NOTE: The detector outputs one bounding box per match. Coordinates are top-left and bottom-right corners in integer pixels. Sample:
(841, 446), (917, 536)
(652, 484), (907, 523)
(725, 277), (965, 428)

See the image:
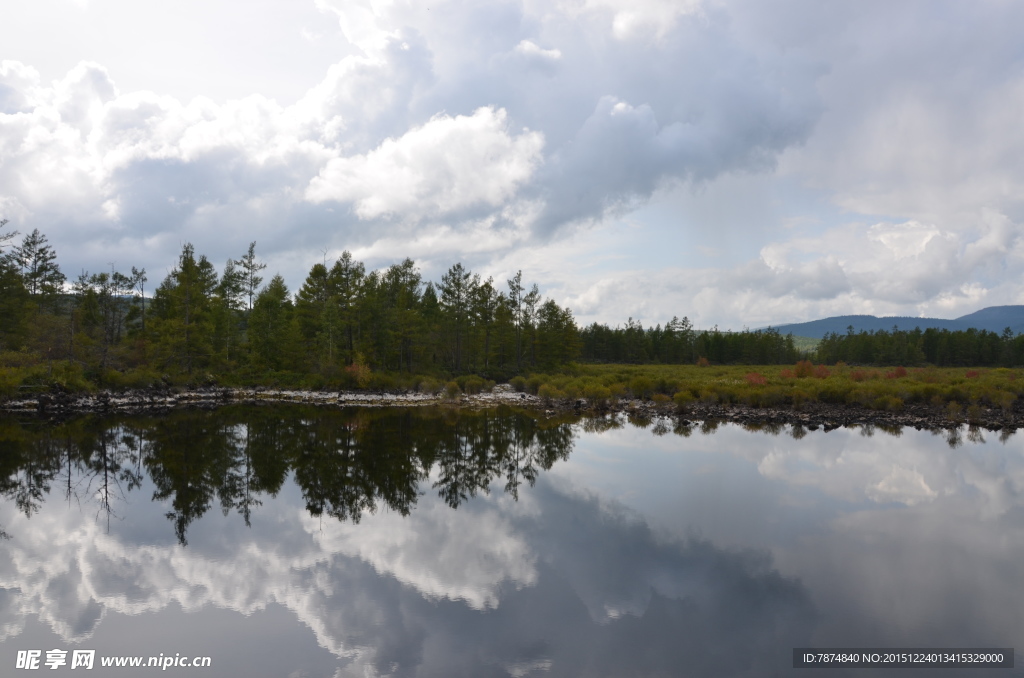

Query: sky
(2, 0), (1024, 330)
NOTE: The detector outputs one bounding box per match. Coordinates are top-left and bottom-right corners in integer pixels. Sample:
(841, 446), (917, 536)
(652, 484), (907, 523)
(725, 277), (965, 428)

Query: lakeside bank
(3, 383), (1020, 434)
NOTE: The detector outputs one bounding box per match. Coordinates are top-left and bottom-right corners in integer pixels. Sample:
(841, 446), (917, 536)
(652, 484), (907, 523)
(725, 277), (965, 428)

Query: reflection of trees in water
(0, 416), (144, 537)
(0, 405), (575, 545)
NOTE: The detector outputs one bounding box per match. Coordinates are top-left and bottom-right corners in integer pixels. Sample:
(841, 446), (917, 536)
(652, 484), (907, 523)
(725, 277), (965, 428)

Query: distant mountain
(767, 305), (1024, 339)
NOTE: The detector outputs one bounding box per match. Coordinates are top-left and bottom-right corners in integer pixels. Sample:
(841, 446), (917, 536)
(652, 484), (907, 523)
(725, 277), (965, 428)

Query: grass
(2, 349), (1021, 417)
(518, 362), (1024, 413)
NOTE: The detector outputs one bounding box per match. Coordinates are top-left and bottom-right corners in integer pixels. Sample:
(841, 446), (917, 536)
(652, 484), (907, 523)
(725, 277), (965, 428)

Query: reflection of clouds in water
(565, 422), (1024, 654)
(308, 491), (539, 610)
(865, 464), (936, 505)
(694, 425), (1024, 648)
(743, 426), (1024, 516)
(0, 474), (813, 677)
(790, 496), (1024, 649)
(602, 421), (1024, 512)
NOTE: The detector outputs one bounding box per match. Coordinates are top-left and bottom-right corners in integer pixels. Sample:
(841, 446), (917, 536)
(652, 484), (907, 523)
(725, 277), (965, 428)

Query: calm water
(0, 405), (1021, 677)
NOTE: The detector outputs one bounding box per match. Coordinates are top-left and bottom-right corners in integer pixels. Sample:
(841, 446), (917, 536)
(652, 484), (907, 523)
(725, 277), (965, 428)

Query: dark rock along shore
(3, 385), (1018, 435)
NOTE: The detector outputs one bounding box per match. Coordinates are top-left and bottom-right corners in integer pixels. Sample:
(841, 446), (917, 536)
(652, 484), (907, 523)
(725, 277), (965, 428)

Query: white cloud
(3, 1), (1023, 325)
(306, 107), (544, 220)
(553, 0), (705, 40)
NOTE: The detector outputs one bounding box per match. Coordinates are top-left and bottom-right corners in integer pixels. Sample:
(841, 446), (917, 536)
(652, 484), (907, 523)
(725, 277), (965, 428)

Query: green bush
(872, 395), (903, 412)
(526, 376), (543, 395)
(444, 381), (461, 400)
(672, 390), (695, 411)
(419, 378), (441, 395)
(461, 375), (486, 395)
(583, 384), (612, 408)
(538, 383), (563, 404)
(966, 404), (984, 424)
(509, 376), (527, 392)
(0, 367), (21, 398)
(628, 376), (655, 399)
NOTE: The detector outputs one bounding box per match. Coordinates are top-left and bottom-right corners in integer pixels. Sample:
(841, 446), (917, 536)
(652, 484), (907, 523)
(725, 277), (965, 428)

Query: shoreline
(1, 385), (1017, 433)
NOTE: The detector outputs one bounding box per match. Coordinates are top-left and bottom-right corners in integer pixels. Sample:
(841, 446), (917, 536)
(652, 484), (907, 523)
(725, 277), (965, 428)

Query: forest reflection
(0, 405), (576, 545)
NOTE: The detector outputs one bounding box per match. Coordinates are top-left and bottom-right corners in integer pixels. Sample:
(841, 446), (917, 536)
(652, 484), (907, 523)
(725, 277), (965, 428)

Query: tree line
(579, 318), (801, 365)
(16, 221), (1016, 386)
(815, 326), (1024, 367)
(0, 222), (581, 384)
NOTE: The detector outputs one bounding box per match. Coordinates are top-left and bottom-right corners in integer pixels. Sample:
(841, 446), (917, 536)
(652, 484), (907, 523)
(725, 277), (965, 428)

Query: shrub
(966, 370), (981, 379)
(444, 381), (461, 400)
(538, 383), (563, 404)
(583, 384), (612, 408)
(745, 372), (767, 386)
(0, 367), (20, 398)
(812, 365), (830, 379)
(608, 382), (627, 400)
(461, 375), (486, 395)
(696, 356), (710, 367)
(817, 383), (850, 404)
(850, 369), (867, 382)
(525, 376), (543, 395)
(779, 369), (795, 379)
(872, 395), (903, 412)
(367, 373), (396, 390)
(673, 390), (695, 412)
(759, 387), (785, 407)
(510, 376), (527, 392)
(418, 378), (441, 395)
(966, 404), (984, 424)
(794, 360), (814, 378)
(996, 391), (1016, 415)
(628, 376), (655, 399)
(790, 389), (811, 408)
(345, 360), (372, 388)
(886, 366), (908, 379)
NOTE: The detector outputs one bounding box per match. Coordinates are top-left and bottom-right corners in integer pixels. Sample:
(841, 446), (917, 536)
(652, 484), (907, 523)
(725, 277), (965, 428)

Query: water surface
(0, 406), (1021, 676)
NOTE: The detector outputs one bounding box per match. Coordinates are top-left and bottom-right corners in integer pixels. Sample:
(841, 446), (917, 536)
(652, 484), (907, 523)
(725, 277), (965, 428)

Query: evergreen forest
(3, 221), (1024, 396)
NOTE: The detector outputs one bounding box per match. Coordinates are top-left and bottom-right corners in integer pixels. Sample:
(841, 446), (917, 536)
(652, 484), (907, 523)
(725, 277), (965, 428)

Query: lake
(0, 405), (1021, 677)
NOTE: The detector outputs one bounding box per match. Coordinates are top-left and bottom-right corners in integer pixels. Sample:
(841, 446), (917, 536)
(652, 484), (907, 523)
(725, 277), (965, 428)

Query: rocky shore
(2, 383), (1018, 433)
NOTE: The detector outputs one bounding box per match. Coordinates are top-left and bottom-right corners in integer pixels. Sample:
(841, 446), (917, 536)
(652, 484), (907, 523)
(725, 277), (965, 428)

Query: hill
(768, 305), (1024, 339)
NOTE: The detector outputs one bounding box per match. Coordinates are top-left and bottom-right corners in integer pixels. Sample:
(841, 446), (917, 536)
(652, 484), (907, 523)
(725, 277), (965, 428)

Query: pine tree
(150, 244), (218, 374)
(440, 263), (478, 373)
(237, 241), (266, 313)
(249, 275), (299, 370)
(330, 251), (365, 364)
(0, 220), (29, 350)
(15, 229), (65, 298)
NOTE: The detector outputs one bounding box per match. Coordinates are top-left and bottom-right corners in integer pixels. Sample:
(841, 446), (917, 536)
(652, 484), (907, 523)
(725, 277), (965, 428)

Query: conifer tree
(330, 251), (365, 364)
(249, 275), (299, 370)
(15, 228), (65, 299)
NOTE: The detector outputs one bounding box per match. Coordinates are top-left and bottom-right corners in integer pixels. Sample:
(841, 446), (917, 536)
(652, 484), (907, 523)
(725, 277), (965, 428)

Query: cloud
(306, 107), (544, 220)
(542, 210), (1024, 328)
(6, 1), (1023, 326)
(0, 473), (814, 676)
(0, 0), (824, 299)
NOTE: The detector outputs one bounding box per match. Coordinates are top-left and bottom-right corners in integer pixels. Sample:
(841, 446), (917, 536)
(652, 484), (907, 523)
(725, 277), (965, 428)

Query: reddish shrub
(696, 356), (710, 367)
(966, 370), (981, 379)
(779, 369), (795, 379)
(745, 372), (767, 386)
(813, 365), (830, 379)
(850, 369), (867, 382)
(886, 366), (908, 379)
(794, 360), (814, 378)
